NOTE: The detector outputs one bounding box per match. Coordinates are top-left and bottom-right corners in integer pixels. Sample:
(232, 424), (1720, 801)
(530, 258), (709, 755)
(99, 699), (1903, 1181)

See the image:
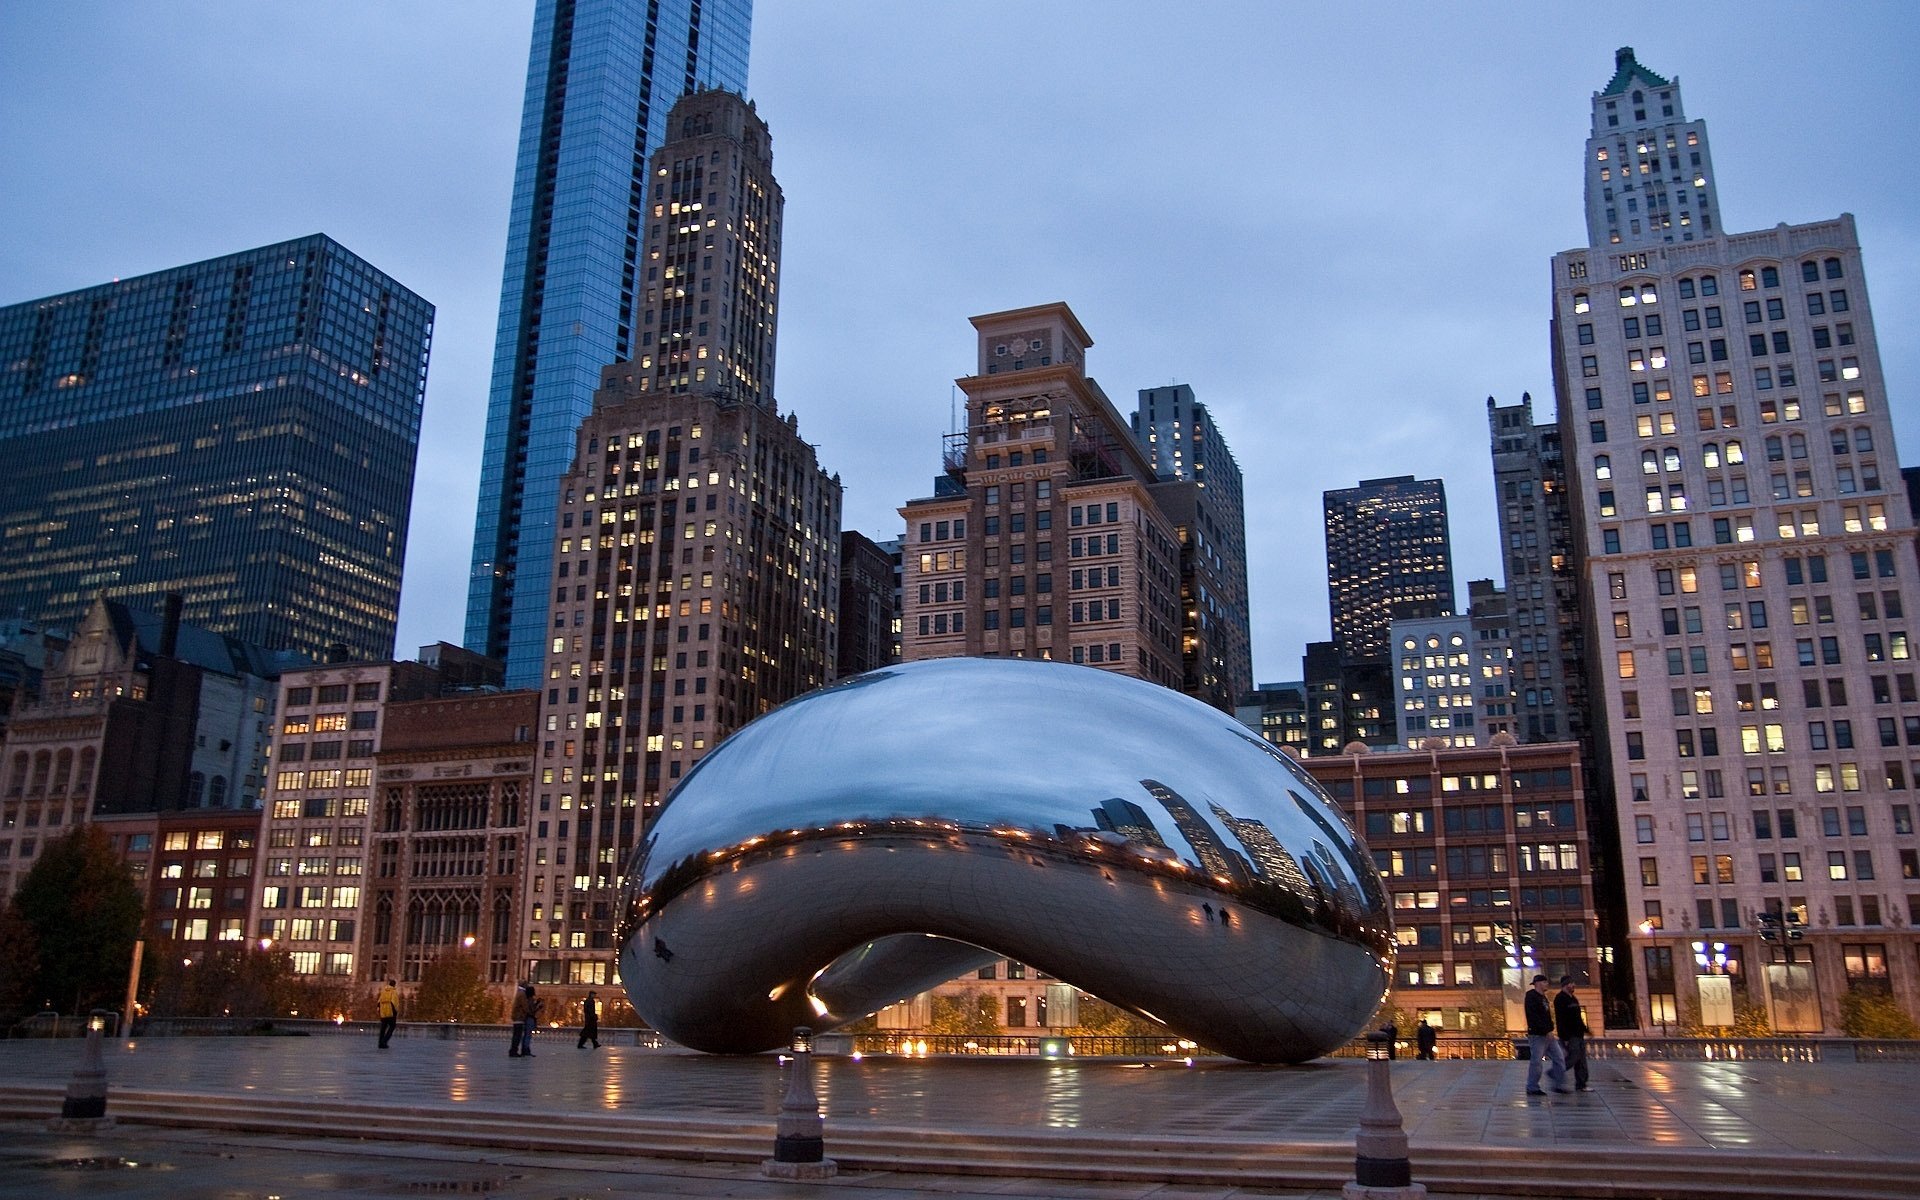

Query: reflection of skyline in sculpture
(1210, 802), (1317, 901)
(1088, 797), (1168, 848)
(616, 658), (1393, 1063)
(1141, 779), (1245, 884)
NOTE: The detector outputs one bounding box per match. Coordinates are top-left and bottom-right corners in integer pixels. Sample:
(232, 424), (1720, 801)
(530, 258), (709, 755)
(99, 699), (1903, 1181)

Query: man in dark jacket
(1554, 976), (1591, 1091)
(1523, 974), (1569, 1095)
(1415, 1019), (1438, 1060)
(578, 989), (601, 1049)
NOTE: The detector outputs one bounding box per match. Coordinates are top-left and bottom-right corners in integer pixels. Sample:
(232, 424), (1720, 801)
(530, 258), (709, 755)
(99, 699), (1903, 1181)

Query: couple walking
(1523, 974), (1590, 1095)
(509, 984), (602, 1056)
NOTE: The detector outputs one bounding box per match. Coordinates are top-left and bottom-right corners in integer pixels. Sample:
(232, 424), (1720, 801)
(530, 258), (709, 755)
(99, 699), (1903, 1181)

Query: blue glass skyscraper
(0, 234), (432, 663)
(466, 0), (752, 685)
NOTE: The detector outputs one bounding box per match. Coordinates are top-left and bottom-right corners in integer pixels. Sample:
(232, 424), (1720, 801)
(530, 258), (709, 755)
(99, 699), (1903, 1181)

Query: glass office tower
(465, 0), (754, 686)
(0, 234), (433, 662)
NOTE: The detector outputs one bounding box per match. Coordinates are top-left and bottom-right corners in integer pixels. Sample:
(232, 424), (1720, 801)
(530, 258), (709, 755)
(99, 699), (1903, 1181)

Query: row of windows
(285, 682), (381, 706)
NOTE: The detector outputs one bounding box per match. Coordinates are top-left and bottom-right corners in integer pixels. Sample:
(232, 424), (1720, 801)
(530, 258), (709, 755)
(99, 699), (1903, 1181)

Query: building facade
(1324, 475), (1456, 662)
(1554, 214), (1920, 1032)
(899, 304), (1182, 684)
(365, 690), (537, 1001)
(1237, 680), (1309, 756)
(838, 530), (899, 677)
(465, 0), (755, 686)
(1488, 393), (1590, 745)
(250, 647), (500, 982)
(1133, 385), (1254, 711)
(1584, 46), (1721, 251)
(0, 596), (293, 955)
(1391, 580), (1513, 750)
(0, 235), (432, 662)
(1302, 740), (1601, 1032)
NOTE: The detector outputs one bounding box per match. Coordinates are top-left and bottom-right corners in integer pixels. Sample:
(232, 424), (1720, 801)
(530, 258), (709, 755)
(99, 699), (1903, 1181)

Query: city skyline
(4, 4), (1918, 682)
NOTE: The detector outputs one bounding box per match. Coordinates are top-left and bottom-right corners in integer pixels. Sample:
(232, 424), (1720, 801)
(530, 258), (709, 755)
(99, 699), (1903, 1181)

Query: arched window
(1702, 443), (1721, 469)
(187, 772), (206, 806)
(1725, 439), (1744, 465)
(1619, 286), (1637, 307)
(75, 747), (96, 796)
(1662, 446), (1682, 472)
(1739, 269), (1757, 291)
(208, 776), (229, 806)
(1789, 433), (1808, 460)
(1642, 450), (1659, 475)
(52, 749), (72, 794)
(1594, 455), (1612, 480)
(1765, 436), (1784, 463)
(1856, 427), (1875, 452)
(1824, 257), (1843, 280)
(1832, 429), (1851, 456)
(1574, 291), (1590, 314)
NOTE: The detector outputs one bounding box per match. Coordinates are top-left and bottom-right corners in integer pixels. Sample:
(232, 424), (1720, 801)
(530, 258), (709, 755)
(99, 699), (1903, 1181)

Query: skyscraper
(1324, 475), (1455, 662)
(898, 303), (1182, 685)
(1133, 385), (1254, 712)
(466, 0), (754, 686)
(1557, 50), (1919, 1034)
(523, 90), (841, 997)
(1583, 46), (1721, 251)
(0, 235), (432, 662)
(1488, 393), (1589, 744)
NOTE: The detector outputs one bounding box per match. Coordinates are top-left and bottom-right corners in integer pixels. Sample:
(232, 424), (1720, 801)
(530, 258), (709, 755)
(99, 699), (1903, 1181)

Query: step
(2, 1082), (1913, 1200)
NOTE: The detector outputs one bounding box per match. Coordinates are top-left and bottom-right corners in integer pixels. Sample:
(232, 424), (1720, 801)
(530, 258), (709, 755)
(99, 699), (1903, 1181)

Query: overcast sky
(4, 2), (1917, 683)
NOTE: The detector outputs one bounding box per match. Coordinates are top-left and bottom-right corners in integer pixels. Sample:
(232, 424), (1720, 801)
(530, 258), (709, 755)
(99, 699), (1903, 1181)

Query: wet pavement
(0, 1030), (1916, 1197)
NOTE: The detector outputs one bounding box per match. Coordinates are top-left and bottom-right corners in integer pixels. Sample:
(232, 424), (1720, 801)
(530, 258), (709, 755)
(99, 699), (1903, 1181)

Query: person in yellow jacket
(376, 979), (399, 1049)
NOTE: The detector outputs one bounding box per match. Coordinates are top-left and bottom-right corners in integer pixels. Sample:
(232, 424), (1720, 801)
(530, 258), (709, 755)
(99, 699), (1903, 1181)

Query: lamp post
(1343, 1031), (1425, 1199)
(762, 1026), (837, 1179)
(1757, 907), (1809, 1031)
(121, 939), (144, 1043)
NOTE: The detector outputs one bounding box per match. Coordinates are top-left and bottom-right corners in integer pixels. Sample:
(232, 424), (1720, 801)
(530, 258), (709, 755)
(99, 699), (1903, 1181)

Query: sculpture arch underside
(617, 658), (1393, 1064)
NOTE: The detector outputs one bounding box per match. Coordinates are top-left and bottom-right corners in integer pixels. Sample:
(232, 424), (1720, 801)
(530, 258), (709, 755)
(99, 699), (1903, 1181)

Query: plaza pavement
(0, 1029), (1915, 1198)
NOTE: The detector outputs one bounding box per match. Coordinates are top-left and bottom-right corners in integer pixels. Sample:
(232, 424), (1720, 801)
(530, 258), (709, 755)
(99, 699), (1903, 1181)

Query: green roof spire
(1602, 46), (1672, 96)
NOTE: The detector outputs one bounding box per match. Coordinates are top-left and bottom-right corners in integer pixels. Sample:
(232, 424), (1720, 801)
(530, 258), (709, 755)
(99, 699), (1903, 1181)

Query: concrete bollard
(762, 1026), (838, 1180)
(1343, 1031), (1424, 1199)
(49, 1012), (116, 1132)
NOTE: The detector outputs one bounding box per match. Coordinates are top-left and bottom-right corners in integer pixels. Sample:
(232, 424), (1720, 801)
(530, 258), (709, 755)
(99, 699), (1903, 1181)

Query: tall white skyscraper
(1583, 47), (1722, 251)
(1559, 42), (1916, 1036)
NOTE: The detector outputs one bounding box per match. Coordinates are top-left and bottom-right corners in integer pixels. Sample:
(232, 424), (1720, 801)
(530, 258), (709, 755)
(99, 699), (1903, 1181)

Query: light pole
(121, 939), (144, 1043)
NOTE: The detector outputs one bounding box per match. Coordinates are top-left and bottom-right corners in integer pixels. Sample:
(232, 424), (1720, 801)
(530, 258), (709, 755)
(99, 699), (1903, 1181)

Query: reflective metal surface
(617, 658), (1393, 1062)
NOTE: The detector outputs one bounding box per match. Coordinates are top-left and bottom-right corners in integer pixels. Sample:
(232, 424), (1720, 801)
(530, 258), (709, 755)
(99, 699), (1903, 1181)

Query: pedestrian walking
(509, 983), (539, 1057)
(578, 989), (601, 1049)
(1523, 974), (1569, 1095)
(375, 979), (399, 1049)
(1555, 976), (1591, 1091)
(1415, 1019), (1438, 1061)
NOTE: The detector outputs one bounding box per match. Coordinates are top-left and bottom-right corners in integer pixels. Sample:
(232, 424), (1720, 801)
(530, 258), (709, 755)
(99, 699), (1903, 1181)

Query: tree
(1839, 990), (1920, 1039)
(9, 826), (143, 1016)
(1066, 996), (1169, 1038)
(0, 904), (42, 1022)
(146, 944), (298, 1018)
(926, 989), (1001, 1035)
(411, 951), (501, 1023)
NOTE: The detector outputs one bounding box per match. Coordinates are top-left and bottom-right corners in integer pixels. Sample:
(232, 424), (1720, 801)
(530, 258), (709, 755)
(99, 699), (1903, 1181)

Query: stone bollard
(762, 1026), (838, 1180)
(1343, 1031), (1424, 1200)
(49, 1012), (116, 1132)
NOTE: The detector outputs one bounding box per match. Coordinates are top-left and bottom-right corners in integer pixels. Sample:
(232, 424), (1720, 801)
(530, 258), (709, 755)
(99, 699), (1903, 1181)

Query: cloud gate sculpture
(616, 658), (1393, 1063)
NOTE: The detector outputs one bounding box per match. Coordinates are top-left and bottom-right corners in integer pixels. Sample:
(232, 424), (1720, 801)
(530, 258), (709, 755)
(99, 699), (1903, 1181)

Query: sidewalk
(0, 1032), (1915, 1197)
